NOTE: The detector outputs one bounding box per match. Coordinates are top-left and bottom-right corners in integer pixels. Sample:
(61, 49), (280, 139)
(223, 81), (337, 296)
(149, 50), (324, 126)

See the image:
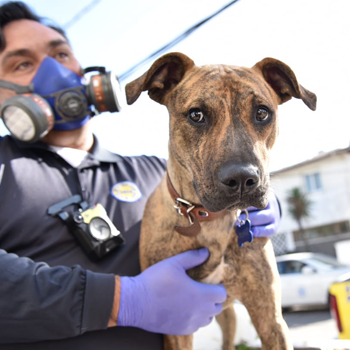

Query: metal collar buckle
(174, 197), (195, 225)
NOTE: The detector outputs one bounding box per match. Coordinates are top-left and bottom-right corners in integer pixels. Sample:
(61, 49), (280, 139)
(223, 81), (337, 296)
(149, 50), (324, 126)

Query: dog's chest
(200, 257), (228, 284)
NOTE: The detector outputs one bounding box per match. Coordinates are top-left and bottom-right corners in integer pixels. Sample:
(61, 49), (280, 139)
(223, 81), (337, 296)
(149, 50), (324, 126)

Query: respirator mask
(0, 57), (123, 142)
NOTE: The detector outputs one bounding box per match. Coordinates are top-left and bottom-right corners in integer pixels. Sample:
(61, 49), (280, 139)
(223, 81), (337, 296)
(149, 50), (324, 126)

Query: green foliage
(286, 187), (313, 222)
(286, 187), (313, 249)
(236, 344), (257, 350)
(236, 345), (250, 350)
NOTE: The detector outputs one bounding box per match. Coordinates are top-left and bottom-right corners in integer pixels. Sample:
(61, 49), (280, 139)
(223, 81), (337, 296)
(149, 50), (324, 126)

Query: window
(293, 220), (350, 241)
(305, 172), (322, 192)
(277, 260), (306, 274)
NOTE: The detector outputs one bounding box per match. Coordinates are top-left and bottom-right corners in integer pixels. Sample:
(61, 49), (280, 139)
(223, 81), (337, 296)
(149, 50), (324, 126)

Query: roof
(271, 145), (350, 175)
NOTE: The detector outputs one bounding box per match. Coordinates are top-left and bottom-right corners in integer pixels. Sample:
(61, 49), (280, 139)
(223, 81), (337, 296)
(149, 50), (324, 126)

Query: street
(283, 308), (338, 347)
(193, 306), (350, 350)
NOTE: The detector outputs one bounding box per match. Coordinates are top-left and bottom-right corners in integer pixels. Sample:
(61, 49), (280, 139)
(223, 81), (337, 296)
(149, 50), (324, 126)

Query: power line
(119, 0), (240, 82)
(63, 0), (101, 30)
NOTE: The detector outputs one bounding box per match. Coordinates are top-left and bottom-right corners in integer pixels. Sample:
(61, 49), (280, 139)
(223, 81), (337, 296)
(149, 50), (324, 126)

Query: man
(0, 2), (281, 349)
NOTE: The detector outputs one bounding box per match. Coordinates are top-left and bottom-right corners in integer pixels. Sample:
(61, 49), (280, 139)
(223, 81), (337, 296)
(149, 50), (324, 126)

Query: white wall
(271, 151), (350, 238)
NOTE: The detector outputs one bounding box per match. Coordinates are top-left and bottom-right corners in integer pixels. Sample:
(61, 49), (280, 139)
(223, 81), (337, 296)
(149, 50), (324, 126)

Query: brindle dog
(125, 53), (317, 350)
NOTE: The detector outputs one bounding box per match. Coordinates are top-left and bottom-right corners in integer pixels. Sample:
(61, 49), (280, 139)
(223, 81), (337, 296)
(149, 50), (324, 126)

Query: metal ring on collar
(237, 209), (249, 226)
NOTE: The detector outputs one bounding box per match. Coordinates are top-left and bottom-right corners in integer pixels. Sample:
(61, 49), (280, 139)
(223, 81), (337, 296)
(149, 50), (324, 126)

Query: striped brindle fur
(126, 52), (316, 350)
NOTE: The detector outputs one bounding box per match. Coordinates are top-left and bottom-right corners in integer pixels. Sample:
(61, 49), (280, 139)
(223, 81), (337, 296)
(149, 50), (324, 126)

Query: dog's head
(126, 53), (316, 212)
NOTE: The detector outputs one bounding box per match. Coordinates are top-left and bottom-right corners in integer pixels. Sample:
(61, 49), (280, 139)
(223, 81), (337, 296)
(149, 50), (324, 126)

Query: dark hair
(0, 1), (68, 51)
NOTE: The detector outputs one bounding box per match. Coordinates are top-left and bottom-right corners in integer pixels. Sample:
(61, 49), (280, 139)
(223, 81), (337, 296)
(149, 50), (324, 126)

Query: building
(270, 146), (350, 258)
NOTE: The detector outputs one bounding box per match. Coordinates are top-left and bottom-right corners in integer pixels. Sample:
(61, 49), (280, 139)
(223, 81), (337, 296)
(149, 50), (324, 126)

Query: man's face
(0, 19), (81, 104)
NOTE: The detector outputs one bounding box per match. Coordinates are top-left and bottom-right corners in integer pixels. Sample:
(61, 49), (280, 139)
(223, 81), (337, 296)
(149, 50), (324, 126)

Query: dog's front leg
(237, 238), (293, 350)
(216, 304), (236, 350)
(164, 334), (193, 350)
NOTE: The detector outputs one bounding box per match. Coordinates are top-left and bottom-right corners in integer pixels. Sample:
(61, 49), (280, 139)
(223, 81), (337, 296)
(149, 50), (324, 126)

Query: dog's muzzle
(194, 162), (268, 212)
(218, 162), (260, 194)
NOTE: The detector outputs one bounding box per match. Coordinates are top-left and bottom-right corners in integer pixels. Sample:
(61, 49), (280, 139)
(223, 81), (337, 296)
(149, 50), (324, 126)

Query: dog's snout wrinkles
(218, 163), (260, 193)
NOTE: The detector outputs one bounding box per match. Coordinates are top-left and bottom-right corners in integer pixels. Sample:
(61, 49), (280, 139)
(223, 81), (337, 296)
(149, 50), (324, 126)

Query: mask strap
(83, 66), (106, 74)
(0, 80), (34, 94)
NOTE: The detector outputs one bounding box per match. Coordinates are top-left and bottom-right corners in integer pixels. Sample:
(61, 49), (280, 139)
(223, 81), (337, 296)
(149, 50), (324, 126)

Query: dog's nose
(218, 163), (260, 193)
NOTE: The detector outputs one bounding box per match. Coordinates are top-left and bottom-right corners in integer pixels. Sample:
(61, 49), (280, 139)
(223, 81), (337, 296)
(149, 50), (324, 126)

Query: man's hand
(117, 248), (226, 335)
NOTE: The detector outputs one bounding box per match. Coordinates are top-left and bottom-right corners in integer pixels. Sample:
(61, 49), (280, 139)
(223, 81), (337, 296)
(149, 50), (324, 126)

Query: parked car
(329, 273), (350, 339)
(276, 252), (350, 309)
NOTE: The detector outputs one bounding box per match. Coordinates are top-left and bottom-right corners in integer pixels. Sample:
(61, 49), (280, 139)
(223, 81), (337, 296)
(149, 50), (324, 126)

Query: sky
(0, 0), (349, 171)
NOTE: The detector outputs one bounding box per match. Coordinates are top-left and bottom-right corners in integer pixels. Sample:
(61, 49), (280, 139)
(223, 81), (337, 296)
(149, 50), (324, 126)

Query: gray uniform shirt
(0, 135), (166, 349)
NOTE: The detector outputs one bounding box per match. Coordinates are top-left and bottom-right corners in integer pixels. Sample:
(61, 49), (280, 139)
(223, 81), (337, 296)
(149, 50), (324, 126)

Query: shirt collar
(12, 135), (123, 163)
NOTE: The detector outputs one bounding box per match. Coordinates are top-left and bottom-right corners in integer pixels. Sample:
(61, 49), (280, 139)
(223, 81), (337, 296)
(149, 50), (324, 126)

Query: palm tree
(286, 187), (313, 251)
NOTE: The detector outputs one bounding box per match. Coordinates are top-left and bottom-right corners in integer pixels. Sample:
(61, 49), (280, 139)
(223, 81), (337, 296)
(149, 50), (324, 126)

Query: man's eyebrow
(48, 39), (70, 49)
(1, 48), (31, 67)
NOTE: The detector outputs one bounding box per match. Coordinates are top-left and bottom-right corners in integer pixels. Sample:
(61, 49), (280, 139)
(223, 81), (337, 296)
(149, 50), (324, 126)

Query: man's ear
(125, 52), (195, 105)
(253, 57), (317, 111)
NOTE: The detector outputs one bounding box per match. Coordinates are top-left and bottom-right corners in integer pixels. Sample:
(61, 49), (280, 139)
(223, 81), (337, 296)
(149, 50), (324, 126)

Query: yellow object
(329, 281), (350, 339)
(81, 204), (106, 223)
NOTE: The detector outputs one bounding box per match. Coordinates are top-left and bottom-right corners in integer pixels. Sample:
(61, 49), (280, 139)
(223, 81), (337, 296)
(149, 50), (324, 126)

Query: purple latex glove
(239, 192), (281, 237)
(118, 248), (227, 335)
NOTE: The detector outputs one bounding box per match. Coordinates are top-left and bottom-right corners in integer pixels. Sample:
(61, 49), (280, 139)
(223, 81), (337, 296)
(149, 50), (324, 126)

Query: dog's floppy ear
(253, 58), (317, 111)
(125, 52), (195, 105)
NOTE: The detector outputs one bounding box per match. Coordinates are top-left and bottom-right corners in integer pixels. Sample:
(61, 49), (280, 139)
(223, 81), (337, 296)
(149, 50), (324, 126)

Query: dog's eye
(188, 108), (205, 123)
(256, 107), (270, 122)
